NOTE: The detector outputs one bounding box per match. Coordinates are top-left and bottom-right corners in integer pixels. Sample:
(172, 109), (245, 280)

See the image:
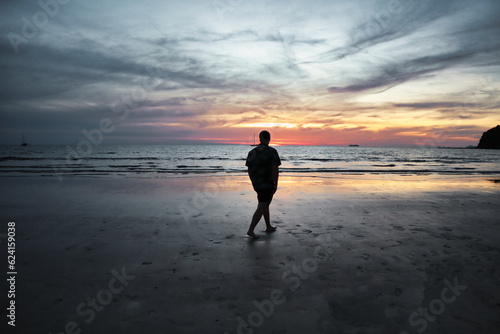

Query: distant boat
(348, 144), (359, 147)
(250, 134), (258, 146)
(21, 135), (28, 147)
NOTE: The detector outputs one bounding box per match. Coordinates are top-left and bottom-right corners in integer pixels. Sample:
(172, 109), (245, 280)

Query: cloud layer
(1, 0), (499, 146)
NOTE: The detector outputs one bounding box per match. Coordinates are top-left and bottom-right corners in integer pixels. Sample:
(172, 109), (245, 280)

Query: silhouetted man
(245, 130), (281, 239)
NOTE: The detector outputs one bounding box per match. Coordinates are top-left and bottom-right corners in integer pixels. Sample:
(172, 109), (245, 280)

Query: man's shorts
(255, 187), (275, 204)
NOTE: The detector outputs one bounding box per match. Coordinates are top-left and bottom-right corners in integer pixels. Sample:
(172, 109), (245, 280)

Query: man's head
(259, 130), (271, 145)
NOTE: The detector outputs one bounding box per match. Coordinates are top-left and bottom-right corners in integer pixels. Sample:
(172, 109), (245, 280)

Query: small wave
(185, 157), (231, 161)
(394, 159), (427, 163)
(0, 156), (162, 162)
(0, 156), (46, 161)
(373, 164), (396, 167)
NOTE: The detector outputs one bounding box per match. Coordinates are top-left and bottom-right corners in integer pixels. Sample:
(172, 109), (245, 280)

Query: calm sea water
(1, 145), (499, 178)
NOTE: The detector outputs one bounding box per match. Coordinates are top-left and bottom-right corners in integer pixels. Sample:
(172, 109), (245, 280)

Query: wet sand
(1, 174), (499, 334)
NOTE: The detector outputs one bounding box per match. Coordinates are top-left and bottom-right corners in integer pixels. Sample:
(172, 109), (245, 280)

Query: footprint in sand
(356, 266), (365, 276)
(394, 286), (404, 296)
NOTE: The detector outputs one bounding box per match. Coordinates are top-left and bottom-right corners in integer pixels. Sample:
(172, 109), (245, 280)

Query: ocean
(1, 145), (499, 179)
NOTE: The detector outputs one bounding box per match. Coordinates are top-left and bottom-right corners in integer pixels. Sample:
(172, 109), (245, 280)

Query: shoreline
(0, 174), (499, 333)
(2, 169), (500, 179)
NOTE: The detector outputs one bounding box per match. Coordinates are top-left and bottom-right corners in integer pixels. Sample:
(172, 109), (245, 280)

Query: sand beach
(1, 173), (499, 334)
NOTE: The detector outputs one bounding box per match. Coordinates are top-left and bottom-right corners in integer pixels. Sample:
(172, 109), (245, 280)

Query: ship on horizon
(250, 134), (258, 146)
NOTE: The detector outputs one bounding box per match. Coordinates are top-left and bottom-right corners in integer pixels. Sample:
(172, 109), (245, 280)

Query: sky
(1, 0), (499, 146)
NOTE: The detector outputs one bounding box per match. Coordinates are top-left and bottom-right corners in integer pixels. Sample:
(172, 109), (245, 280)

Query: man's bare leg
(247, 203), (267, 238)
(247, 203), (276, 238)
(262, 204), (276, 232)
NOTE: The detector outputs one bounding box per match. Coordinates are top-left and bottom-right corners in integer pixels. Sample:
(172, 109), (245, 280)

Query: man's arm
(272, 165), (279, 187)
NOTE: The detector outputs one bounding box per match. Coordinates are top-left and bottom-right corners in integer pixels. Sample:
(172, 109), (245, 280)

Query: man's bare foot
(265, 226), (277, 232)
(247, 231), (259, 239)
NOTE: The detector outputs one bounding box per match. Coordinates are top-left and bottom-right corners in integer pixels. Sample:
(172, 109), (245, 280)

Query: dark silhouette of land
(477, 125), (500, 149)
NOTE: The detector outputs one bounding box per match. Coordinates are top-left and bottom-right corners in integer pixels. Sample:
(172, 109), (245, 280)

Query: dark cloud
(306, 1), (500, 94)
(328, 44), (500, 94)
(393, 102), (477, 110)
(300, 1), (475, 65)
